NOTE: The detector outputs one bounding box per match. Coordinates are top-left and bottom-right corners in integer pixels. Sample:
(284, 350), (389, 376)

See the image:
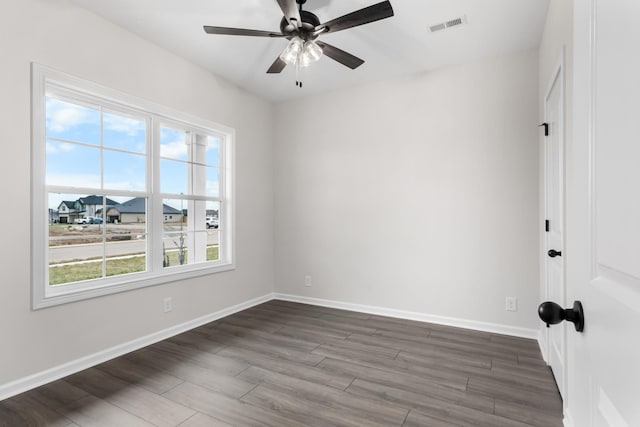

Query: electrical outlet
(506, 297), (518, 312)
(304, 275), (312, 287)
(163, 297), (173, 313)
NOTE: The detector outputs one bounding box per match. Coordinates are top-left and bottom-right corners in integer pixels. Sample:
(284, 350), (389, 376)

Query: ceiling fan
(203, 0), (394, 87)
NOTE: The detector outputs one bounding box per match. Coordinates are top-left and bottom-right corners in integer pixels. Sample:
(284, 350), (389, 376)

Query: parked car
(74, 216), (102, 224)
(206, 217), (219, 229)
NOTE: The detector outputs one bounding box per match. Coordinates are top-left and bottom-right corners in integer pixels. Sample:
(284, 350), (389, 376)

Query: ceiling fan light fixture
(280, 36), (304, 65)
(204, 0), (395, 81)
(299, 40), (323, 67)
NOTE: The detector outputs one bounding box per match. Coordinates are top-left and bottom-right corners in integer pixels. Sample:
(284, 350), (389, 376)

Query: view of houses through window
(48, 194), (220, 285)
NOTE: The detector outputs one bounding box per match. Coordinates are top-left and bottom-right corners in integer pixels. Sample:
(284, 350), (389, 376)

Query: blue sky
(45, 97), (220, 211)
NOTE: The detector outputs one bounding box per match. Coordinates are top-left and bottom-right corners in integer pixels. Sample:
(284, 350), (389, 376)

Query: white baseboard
(0, 293), (273, 402)
(273, 293), (539, 339)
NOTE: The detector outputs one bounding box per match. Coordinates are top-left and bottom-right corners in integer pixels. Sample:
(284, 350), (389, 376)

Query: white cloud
(46, 98), (98, 132)
(160, 140), (188, 159)
(46, 141), (76, 154)
(47, 98), (145, 138)
(103, 113), (145, 136)
(46, 172), (101, 189)
(103, 179), (146, 192)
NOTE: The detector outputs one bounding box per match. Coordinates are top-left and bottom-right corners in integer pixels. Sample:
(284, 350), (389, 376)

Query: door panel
(570, 0), (640, 425)
(544, 66), (566, 399)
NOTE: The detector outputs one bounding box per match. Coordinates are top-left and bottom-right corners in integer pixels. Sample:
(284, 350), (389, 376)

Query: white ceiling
(72, 0), (549, 102)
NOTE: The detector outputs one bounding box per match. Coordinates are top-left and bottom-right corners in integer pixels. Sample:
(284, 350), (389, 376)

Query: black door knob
(538, 301), (585, 332)
(548, 249), (562, 258)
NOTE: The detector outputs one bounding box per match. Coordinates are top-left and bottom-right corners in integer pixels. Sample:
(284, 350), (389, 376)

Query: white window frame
(31, 63), (235, 309)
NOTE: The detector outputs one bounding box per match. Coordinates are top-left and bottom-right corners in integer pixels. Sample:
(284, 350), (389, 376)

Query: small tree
(162, 242), (170, 267)
(173, 232), (186, 265)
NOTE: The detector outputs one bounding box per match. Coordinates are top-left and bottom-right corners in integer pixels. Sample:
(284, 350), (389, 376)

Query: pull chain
(295, 61), (303, 88)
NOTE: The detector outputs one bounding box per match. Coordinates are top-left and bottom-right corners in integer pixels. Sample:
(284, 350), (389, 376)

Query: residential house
(56, 201), (77, 224)
(77, 195), (118, 218)
(56, 196), (117, 223)
(106, 197), (183, 224)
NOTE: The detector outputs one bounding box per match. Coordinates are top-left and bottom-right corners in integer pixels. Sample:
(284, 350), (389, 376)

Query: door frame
(541, 48), (567, 402)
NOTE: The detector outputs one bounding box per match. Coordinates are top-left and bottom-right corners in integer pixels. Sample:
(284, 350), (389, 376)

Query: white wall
(274, 49), (540, 331)
(0, 0), (274, 386)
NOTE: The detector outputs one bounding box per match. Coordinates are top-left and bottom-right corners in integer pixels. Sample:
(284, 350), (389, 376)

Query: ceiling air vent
(429, 15), (467, 33)
(446, 17), (464, 27)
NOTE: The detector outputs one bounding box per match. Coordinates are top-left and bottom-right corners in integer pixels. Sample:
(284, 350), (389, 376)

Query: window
(31, 64), (235, 308)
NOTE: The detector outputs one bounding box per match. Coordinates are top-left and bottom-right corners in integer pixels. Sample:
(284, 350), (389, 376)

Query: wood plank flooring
(0, 300), (563, 426)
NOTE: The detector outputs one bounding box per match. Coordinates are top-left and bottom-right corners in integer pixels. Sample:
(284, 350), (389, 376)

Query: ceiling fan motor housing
(280, 10), (321, 40)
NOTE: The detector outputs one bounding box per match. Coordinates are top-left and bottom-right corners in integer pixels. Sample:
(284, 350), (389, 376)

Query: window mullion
(186, 131), (196, 264)
(193, 133), (209, 264)
(150, 117), (164, 272)
(218, 135), (226, 262)
(100, 108), (106, 279)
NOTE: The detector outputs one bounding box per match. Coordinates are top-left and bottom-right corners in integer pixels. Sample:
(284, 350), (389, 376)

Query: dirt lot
(48, 224), (146, 246)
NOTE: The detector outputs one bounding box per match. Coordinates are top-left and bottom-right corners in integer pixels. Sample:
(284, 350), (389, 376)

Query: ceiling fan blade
(203, 26), (285, 37)
(316, 1), (394, 34)
(316, 41), (365, 69)
(266, 56), (287, 74)
(276, 0), (302, 28)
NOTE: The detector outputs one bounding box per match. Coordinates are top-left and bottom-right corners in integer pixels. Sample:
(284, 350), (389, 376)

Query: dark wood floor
(1, 300), (563, 426)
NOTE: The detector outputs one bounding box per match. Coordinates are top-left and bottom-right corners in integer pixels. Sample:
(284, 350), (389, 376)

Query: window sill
(33, 262), (235, 310)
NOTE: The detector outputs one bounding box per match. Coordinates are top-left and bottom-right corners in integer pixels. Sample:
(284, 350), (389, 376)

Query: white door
(543, 61), (566, 400)
(569, 0), (640, 425)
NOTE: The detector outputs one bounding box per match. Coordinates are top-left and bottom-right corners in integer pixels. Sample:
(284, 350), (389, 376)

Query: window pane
(207, 201), (221, 262)
(104, 196), (147, 272)
(206, 166), (220, 197)
(206, 137), (220, 167)
(160, 159), (188, 194)
(103, 111), (146, 153)
(206, 201), (219, 229)
(104, 150), (146, 192)
(193, 230), (210, 263)
(206, 229), (219, 262)
(105, 197), (147, 226)
(46, 141), (100, 187)
(48, 192), (104, 225)
(161, 199), (186, 232)
(45, 97), (100, 145)
(103, 196), (146, 276)
(160, 127), (188, 160)
(163, 233), (188, 267)
(49, 237), (104, 285)
(106, 241), (146, 277)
